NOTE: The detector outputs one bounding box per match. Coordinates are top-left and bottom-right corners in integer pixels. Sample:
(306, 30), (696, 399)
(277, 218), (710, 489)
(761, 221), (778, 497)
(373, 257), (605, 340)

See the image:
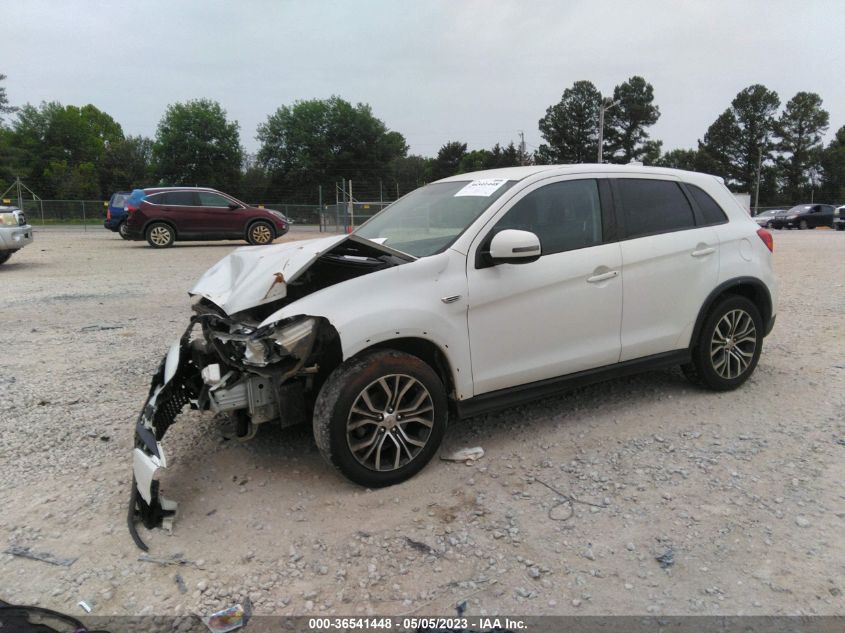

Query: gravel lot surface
(1, 228), (843, 624)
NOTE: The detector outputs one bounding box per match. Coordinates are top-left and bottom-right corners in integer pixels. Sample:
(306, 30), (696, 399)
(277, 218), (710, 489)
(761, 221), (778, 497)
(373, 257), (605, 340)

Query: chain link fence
(7, 199), (394, 233)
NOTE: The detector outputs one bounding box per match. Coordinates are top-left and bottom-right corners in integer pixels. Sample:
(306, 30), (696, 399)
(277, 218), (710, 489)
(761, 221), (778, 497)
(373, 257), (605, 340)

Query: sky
(2, 0), (844, 157)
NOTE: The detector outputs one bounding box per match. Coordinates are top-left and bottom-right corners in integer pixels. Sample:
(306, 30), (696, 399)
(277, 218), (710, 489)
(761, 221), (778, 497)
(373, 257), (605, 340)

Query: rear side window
(686, 184), (728, 225)
(144, 193), (167, 205)
(492, 179), (602, 256)
(617, 179), (695, 238)
(164, 191), (198, 206)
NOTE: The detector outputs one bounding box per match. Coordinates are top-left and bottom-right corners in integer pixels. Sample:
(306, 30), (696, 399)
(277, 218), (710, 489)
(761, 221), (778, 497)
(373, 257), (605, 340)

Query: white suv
(130, 165), (777, 539)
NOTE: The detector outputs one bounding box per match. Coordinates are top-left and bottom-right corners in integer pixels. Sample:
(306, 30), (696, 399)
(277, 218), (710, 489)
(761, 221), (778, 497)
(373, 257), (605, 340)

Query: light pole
(597, 98), (620, 163)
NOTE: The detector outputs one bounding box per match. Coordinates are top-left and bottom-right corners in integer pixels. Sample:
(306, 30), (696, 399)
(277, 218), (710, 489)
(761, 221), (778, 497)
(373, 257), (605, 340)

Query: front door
(197, 191), (245, 236)
(466, 178), (623, 395)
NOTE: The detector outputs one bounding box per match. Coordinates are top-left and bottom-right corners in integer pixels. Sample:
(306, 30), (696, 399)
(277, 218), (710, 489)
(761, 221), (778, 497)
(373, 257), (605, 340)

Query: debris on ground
(138, 553), (197, 567)
(80, 324), (124, 332)
(175, 573), (188, 594)
(405, 536), (438, 556)
(77, 600), (92, 613)
(656, 547), (675, 569)
(4, 545), (77, 567)
(440, 447), (484, 463)
(201, 598), (252, 633)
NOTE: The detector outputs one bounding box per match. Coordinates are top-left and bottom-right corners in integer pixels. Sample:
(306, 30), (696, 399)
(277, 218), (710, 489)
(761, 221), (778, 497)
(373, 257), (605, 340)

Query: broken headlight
(241, 317), (317, 367)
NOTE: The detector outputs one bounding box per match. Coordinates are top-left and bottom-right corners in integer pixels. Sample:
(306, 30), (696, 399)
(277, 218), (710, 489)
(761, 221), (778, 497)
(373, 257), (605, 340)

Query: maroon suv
(124, 187), (289, 248)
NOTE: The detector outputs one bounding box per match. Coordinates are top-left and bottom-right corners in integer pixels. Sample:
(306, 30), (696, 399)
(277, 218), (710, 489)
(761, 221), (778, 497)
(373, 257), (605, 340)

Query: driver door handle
(586, 270), (619, 283)
(691, 246), (716, 257)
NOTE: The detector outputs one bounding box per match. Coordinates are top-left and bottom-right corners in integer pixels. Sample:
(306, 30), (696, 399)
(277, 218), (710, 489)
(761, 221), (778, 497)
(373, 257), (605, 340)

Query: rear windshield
(111, 193), (128, 208)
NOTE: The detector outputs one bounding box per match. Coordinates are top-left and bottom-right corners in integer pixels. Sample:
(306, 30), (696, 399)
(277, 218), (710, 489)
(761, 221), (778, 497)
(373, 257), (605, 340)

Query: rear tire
(146, 222), (175, 248)
(683, 295), (763, 391)
(246, 220), (275, 245)
(118, 220), (131, 240)
(313, 349), (448, 488)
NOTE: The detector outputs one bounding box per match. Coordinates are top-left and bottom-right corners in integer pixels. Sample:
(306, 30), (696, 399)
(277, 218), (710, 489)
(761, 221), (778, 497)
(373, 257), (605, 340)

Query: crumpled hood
(189, 234), (348, 315)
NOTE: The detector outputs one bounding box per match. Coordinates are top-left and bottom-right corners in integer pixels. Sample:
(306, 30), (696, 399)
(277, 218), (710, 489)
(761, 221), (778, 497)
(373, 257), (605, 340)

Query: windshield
(355, 180), (515, 257)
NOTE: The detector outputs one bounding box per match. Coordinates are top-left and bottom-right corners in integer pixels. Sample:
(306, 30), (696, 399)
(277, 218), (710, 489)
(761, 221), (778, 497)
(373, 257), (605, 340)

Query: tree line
(0, 73), (842, 206)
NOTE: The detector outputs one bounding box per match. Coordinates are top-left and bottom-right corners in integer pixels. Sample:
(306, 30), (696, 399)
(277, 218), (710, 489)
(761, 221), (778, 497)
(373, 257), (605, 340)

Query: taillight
(757, 228), (773, 252)
(126, 204), (137, 214)
(106, 209), (111, 220)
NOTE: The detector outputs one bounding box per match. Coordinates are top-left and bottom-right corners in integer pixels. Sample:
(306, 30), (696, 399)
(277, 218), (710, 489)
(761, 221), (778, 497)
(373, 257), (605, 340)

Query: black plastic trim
(690, 276), (773, 346)
(455, 349), (690, 419)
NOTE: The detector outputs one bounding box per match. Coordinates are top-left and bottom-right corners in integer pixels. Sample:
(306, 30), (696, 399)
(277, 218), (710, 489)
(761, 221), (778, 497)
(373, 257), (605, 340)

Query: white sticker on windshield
(454, 178), (509, 197)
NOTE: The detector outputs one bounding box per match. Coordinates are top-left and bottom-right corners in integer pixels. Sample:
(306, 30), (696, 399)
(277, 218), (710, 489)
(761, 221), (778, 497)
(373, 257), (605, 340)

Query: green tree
(604, 76), (661, 163)
(776, 92), (829, 202)
(656, 148), (700, 171)
(698, 84), (780, 193)
(99, 135), (154, 193)
(537, 80), (601, 164)
(153, 99), (242, 192)
(430, 141), (467, 180)
(388, 155), (432, 196)
(10, 101), (123, 197)
(0, 74), (17, 124)
(820, 125), (845, 202)
(257, 96), (407, 202)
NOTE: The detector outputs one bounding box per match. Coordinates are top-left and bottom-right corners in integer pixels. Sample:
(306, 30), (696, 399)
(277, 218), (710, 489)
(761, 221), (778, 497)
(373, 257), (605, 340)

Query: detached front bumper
(129, 325), (202, 550)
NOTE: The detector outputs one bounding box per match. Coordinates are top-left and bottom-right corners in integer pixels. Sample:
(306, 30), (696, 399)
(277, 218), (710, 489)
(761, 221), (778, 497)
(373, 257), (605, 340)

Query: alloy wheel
(710, 309), (757, 379)
(251, 224), (273, 244)
(346, 374), (434, 472)
(149, 226), (172, 246)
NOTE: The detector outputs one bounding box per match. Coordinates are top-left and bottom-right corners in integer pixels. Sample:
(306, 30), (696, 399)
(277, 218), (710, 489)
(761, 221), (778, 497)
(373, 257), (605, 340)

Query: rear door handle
(586, 270), (619, 283)
(691, 246), (716, 257)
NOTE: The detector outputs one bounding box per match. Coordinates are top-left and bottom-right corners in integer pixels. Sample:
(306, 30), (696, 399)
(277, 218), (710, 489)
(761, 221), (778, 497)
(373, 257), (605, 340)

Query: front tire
(313, 350), (448, 487)
(146, 222), (175, 248)
(683, 295), (763, 391)
(0, 251), (11, 266)
(799, 220), (808, 230)
(246, 220), (275, 245)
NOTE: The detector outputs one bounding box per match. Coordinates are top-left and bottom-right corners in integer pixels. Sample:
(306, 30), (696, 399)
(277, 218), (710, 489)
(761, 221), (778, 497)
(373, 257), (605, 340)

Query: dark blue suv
(103, 191), (132, 238)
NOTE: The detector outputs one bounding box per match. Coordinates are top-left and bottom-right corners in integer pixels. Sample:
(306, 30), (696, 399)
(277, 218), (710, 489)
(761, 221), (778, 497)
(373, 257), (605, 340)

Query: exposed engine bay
(129, 236), (413, 549)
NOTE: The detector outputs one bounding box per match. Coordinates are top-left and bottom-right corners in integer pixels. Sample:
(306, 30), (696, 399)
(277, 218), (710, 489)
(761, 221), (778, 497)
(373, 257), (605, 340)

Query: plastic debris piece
(78, 600), (92, 613)
(656, 547), (675, 569)
(202, 598), (252, 633)
(440, 446), (484, 463)
(5, 545), (77, 567)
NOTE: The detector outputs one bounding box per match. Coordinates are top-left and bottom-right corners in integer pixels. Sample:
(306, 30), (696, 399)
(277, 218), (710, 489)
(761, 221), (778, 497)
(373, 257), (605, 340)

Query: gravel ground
(0, 228), (843, 622)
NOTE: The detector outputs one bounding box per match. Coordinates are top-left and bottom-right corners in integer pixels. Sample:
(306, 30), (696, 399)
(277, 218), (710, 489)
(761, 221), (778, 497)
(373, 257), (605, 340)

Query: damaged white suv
(130, 165), (777, 539)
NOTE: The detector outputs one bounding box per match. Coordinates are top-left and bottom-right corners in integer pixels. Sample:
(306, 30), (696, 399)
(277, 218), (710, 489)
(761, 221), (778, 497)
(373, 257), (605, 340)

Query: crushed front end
(128, 308), (338, 550)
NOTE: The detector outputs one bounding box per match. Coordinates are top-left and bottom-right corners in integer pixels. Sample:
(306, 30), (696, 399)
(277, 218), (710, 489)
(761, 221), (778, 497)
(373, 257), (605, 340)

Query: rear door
(466, 177), (623, 394)
(613, 177), (720, 362)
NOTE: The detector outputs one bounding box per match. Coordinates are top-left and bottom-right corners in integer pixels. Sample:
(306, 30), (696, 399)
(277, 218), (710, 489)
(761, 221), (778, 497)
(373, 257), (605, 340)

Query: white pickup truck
(0, 206), (33, 265)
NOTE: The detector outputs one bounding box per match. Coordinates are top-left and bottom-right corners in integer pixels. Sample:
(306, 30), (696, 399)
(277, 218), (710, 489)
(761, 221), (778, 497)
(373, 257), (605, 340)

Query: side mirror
(228, 203), (239, 210)
(489, 229), (541, 264)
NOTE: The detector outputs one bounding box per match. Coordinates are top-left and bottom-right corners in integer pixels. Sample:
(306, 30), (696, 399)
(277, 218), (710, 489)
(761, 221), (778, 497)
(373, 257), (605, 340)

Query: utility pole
(753, 146), (763, 215)
(348, 180), (354, 232)
(597, 98), (620, 164)
(518, 130), (527, 166)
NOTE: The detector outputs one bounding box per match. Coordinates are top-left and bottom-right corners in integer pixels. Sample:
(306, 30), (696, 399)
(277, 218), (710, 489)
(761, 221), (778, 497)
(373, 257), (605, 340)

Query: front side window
(617, 179), (695, 238)
(491, 179), (602, 256)
(355, 180), (515, 257)
(198, 192), (234, 207)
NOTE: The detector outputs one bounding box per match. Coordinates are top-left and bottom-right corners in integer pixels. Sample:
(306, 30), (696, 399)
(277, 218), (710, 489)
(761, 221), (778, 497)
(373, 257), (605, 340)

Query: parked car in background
(103, 191), (132, 238)
(753, 209), (784, 228)
(0, 206), (33, 265)
(835, 205), (844, 231)
(129, 164), (779, 539)
(770, 203), (835, 229)
(123, 187), (289, 248)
